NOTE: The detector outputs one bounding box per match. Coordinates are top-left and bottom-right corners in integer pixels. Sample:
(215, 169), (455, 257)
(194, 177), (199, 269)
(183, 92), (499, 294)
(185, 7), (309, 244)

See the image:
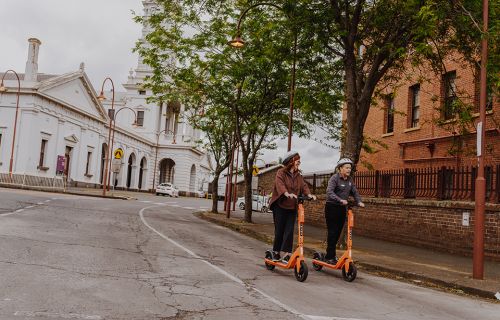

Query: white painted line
(139, 200), (152, 203)
(154, 203), (166, 205)
(51, 197), (58, 200)
(139, 206), (366, 320)
(15, 209), (24, 213)
(44, 200), (51, 203)
(14, 311), (102, 319)
(169, 204), (180, 207)
(182, 207), (195, 210)
(25, 206), (34, 209)
(37, 202), (44, 205)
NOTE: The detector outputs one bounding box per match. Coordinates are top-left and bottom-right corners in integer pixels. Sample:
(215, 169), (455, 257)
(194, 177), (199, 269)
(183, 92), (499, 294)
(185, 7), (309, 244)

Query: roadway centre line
(139, 205), (371, 320)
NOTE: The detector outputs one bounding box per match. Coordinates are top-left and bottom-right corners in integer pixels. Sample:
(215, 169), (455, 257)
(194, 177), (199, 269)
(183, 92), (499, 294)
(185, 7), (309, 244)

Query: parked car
(196, 190), (206, 198)
(236, 195), (270, 212)
(156, 183), (179, 197)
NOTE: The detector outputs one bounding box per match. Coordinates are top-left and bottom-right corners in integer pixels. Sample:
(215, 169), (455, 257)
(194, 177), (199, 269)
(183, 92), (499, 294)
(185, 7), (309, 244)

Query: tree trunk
(244, 171), (253, 223)
(210, 172), (221, 213)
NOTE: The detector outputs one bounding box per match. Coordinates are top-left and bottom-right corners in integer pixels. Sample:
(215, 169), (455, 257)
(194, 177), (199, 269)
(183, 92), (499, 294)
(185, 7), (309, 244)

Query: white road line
(15, 209), (24, 213)
(154, 203), (166, 206)
(14, 311), (102, 319)
(139, 200), (152, 203)
(25, 206), (34, 209)
(139, 206), (366, 320)
(182, 207), (195, 210)
(37, 202), (44, 205)
(44, 200), (51, 203)
(1, 199), (52, 217)
(169, 204), (180, 207)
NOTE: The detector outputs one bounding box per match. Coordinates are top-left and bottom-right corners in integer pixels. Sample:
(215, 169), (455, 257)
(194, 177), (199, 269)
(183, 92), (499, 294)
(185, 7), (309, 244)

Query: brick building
(302, 54), (500, 260)
(358, 55), (499, 170)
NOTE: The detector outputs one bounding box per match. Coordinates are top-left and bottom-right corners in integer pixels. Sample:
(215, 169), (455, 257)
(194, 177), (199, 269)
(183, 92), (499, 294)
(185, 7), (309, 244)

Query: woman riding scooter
(324, 158), (365, 265)
(268, 150), (316, 263)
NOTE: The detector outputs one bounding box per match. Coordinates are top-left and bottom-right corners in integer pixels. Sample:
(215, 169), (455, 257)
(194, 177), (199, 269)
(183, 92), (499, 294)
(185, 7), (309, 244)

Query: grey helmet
(336, 157), (353, 168)
(282, 150), (300, 165)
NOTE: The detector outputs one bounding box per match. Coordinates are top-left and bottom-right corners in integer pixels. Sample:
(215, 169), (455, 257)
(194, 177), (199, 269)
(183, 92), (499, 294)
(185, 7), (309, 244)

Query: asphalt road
(0, 188), (498, 320)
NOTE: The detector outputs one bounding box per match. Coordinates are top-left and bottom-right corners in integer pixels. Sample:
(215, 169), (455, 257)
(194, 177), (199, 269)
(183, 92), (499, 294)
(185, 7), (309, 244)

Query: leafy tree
(135, 0), (343, 222)
(298, 0), (499, 165)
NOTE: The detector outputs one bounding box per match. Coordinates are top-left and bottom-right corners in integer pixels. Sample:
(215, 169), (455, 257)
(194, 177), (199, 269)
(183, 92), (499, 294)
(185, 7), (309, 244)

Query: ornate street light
(229, 2), (297, 152)
(98, 77), (115, 196)
(0, 70), (21, 178)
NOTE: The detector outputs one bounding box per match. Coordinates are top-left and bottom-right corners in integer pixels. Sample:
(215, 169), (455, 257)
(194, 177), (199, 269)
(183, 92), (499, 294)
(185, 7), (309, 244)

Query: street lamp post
(0, 70), (21, 178)
(229, 2), (297, 152)
(106, 106), (139, 190)
(473, 0), (489, 280)
(97, 78), (115, 196)
(152, 128), (177, 190)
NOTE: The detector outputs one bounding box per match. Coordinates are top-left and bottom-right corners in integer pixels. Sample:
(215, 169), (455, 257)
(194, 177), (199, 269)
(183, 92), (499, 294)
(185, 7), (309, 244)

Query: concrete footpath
(199, 208), (500, 302)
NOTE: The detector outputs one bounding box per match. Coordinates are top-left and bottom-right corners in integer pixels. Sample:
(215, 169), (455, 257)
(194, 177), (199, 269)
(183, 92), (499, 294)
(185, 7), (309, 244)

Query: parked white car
(196, 190), (206, 198)
(155, 183), (179, 197)
(236, 195), (270, 212)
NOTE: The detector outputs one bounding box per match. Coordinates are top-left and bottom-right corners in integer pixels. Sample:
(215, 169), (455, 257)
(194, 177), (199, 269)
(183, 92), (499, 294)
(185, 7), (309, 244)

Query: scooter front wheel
(312, 252), (323, 271)
(265, 252), (275, 271)
(294, 261), (308, 282)
(342, 263), (357, 282)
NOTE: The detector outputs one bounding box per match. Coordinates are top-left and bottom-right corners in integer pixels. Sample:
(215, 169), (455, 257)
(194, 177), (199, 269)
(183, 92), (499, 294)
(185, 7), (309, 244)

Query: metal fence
(0, 173), (65, 190)
(304, 164), (500, 203)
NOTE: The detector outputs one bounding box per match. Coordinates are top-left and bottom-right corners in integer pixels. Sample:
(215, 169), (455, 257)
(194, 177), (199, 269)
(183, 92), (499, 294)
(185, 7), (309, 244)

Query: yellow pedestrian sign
(252, 165), (259, 176)
(114, 148), (124, 159)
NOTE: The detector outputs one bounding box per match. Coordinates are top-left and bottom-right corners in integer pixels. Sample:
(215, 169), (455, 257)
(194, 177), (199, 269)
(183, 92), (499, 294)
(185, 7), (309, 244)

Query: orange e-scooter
(311, 204), (357, 282)
(264, 195), (311, 282)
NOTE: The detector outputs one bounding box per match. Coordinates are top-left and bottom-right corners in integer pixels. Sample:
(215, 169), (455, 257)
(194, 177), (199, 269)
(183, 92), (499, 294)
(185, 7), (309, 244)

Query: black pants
(325, 202), (347, 259)
(272, 205), (296, 253)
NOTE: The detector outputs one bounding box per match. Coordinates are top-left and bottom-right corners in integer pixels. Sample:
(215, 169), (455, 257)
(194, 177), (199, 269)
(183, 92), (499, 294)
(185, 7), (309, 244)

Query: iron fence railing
(304, 164), (500, 203)
(0, 173), (65, 190)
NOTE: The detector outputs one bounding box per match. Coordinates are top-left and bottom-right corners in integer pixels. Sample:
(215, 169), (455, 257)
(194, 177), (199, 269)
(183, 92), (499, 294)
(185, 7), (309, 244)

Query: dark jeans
(325, 202), (347, 259)
(272, 205), (296, 253)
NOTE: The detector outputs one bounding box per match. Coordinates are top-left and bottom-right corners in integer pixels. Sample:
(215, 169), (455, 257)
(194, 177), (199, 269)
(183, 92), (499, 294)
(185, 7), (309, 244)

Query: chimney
(24, 38), (42, 81)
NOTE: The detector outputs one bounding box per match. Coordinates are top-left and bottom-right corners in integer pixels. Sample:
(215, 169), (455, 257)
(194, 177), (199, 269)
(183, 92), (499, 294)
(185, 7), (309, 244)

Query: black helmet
(282, 150), (300, 165)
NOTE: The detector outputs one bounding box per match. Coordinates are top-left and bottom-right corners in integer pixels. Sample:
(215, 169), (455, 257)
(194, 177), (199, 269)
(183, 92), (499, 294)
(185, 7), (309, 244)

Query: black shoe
(325, 257), (338, 265)
(281, 255), (291, 264)
(272, 251), (281, 261)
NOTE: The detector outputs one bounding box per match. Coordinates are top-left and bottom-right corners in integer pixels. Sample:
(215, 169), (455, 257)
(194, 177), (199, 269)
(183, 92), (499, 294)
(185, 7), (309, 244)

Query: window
(136, 111), (144, 126)
(138, 90), (146, 95)
(85, 151), (92, 175)
(165, 115), (170, 133)
(385, 97), (395, 133)
(39, 139), (47, 168)
(409, 84), (420, 128)
(443, 71), (457, 120)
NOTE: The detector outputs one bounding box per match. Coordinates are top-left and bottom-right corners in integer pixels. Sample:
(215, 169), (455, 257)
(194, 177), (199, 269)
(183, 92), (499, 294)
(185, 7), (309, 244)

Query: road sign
(252, 165), (259, 176)
(111, 159), (122, 173)
(114, 148), (124, 159)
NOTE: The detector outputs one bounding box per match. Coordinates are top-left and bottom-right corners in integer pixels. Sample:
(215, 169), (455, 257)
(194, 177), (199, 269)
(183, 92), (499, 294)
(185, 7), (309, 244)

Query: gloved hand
(284, 192), (297, 199)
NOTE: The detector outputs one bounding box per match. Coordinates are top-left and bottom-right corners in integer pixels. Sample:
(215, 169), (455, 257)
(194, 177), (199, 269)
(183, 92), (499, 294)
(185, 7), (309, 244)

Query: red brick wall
(304, 196), (500, 260)
(358, 55), (499, 170)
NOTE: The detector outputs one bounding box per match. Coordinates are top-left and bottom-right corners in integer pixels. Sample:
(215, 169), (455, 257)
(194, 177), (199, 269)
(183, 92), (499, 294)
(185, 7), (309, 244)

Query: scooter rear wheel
(265, 252), (275, 271)
(312, 252), (323, 271)
(342, 263), (357, 282)
(294, 261), (308, 282)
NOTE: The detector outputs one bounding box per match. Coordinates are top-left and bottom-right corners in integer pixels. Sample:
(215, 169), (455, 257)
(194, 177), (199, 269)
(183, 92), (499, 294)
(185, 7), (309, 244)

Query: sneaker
(281, 255), (291, 264)
(325, 257), (338, 265)
(272, 251), (281, 261)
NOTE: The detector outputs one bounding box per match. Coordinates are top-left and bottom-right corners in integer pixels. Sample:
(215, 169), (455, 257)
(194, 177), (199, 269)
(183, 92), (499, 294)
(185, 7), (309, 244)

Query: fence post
(437, 166), (446, 200)
(313, 173), (316, 194)
(374, 170), (380, 198)
(496, 164), (500, 203)
(471, 166), (477, 202)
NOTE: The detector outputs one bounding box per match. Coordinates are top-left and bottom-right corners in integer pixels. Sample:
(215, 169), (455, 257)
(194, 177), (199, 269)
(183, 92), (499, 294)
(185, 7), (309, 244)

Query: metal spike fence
(303, 164), (499, 203)
(0, 173), (65, 190)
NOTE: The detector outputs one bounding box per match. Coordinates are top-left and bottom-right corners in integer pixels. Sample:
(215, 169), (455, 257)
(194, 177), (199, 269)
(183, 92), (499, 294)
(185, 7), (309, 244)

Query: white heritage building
(0, 4), (211, 194)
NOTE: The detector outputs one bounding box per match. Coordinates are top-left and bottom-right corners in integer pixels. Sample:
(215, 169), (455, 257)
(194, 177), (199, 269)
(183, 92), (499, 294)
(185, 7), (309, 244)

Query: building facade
(0, 2), (212, 193)
(358, 54), (499, 170)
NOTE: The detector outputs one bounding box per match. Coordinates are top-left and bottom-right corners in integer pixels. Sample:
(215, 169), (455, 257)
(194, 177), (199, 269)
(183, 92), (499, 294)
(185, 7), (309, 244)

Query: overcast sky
(0, 0), (339, 174)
